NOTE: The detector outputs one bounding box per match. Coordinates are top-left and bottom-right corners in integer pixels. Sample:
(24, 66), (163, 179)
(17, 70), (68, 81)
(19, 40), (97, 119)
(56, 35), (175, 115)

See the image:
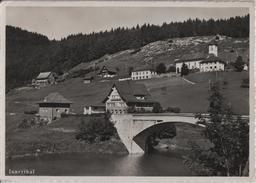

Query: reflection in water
(6, 151), (193, 176)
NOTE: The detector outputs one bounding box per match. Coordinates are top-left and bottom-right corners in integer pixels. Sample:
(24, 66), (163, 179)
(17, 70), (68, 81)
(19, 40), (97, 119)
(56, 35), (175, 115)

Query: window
(56, 109), (59, 112)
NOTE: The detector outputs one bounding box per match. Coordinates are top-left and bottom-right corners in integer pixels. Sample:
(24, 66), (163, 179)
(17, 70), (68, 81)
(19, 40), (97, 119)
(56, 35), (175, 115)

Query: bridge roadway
(111, 113), (249, 154)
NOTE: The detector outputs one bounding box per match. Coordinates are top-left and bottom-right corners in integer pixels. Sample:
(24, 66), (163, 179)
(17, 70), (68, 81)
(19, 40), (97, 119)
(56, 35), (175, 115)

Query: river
(6, 150), (194, 176)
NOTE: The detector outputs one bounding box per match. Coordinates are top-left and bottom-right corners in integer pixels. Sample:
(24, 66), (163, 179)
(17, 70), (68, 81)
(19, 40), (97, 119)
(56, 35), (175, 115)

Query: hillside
(68, 35), (249, 78)
(6, 15), (249, 90)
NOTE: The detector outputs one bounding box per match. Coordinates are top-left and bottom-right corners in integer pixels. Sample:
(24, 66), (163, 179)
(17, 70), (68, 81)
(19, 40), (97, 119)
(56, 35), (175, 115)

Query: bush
(24, 110), (37, 115)
(76, 118), (117, 143)
(153, 103), (163, 113)
(234, 56), (244, 72)
(166, 107), (181, 113)
(18, 119), (31, 129)
(156, 63), (167, 74)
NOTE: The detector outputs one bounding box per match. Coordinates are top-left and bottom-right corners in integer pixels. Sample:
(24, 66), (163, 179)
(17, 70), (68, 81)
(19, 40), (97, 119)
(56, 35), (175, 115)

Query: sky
(6, 7), (249, 40)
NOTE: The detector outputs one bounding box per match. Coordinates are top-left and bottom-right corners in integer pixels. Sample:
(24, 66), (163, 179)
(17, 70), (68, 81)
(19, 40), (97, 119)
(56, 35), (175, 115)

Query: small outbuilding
(83, 76), (94, 84)
(38, 92), (72, 122)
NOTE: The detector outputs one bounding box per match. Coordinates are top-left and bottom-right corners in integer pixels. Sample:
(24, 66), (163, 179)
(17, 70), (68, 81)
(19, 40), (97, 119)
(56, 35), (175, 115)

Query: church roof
(38, 92), (72, 104)
(201, 55), (225, 64)
(103, 81), (157, 104)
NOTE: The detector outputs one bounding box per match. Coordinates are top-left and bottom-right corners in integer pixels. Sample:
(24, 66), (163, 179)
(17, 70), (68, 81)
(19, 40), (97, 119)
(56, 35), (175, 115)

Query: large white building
(175, 42), (225, 73)
(200, 57), (225, 72)
(131, 69), (157, 80)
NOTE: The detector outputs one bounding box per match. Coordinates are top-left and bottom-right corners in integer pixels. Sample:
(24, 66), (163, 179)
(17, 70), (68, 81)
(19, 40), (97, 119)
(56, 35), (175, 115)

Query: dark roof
(175, 53), (206, 63)
(103, 81), (156, 104)
(83, 76), (93, 80)
(38, 92), (72, 104)
(133, 66), (155, 72)
(208, 40), (218, 46)
(200, 55), (225, 64)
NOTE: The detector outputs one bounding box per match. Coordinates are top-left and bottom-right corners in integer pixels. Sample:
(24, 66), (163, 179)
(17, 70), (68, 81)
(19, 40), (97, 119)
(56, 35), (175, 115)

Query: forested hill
(6, 15), (249, 90)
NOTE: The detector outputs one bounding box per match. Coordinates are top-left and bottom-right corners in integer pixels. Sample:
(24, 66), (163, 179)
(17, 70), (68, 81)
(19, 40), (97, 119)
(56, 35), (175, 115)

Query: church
(175, 42), (225, 73)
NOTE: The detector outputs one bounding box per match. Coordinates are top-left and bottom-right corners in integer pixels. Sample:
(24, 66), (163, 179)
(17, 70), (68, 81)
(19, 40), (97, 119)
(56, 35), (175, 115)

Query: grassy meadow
(6, 70), (249, 157)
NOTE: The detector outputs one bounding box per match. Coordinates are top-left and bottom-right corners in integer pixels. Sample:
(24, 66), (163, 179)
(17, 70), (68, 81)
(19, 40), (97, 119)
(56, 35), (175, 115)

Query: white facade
(131, 70), (157, 80)
(208, 44), (218, 57)
(175, 60), (202, 73)
(200, 62), (225, 72)
(83, 106), (105, 115)
(106, 87), (128, 114)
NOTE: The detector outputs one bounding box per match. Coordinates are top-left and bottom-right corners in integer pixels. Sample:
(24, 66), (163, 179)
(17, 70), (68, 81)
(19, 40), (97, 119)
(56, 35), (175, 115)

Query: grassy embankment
(6, 71), (249, 157)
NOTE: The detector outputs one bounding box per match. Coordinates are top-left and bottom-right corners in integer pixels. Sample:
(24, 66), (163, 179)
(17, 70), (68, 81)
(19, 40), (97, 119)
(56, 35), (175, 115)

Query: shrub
(18, 119), (31, 129)
(153, 103), (163, 113)
(166, 107), (181, 113)
(24, 110), (37, 115)
(234, 56), (244, 72)
(61, 113), (69, 118)
(181, 63), (189, 76)
(76, 118), (117, 143)
(156, 63), (167, 74)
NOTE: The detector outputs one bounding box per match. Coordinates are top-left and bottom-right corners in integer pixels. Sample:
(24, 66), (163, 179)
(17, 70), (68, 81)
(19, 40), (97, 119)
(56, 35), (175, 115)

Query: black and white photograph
(2, 1), (254, 178)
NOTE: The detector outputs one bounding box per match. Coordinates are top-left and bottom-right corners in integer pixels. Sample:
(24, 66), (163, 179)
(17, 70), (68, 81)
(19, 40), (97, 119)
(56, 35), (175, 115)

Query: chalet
(84, 104), (106, 115)
(83, 76), (93, 84)
(131, 68), (157, 80)
(38, 92), (72, 122)
(98, 66), (117, 78)
(33, 72), (57, 88)
(103, 81), (159, 114)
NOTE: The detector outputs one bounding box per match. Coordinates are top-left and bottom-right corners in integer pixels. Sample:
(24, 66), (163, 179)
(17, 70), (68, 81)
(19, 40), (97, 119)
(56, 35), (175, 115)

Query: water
(6, 151), (193, 176)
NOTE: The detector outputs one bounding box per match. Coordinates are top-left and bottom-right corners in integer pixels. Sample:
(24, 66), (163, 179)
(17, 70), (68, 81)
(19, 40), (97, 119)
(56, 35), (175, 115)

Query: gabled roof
(98, 66), (116, 75)
(36, 72), (53, 80)
(103, 81), (156, 104)
(200, 55), (225, 64)
(38, 92), (72, 104)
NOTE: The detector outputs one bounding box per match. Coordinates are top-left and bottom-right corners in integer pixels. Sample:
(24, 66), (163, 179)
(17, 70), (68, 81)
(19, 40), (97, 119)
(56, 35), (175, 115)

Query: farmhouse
(131, 68), (157, 80)
(98, 66), (117, 78)
(38, 92), (72, 122)
(32, 72), (57, 88)
(103, 81), (159, 114)
(175, 41), (225, 73)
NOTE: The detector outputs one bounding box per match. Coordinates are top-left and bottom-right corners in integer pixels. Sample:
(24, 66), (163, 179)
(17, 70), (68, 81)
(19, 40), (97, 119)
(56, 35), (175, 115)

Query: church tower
(208, 43), (218, 57)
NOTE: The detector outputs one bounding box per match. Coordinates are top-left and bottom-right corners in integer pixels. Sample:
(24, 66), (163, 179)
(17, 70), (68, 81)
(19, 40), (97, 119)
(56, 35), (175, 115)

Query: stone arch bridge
(111, 113), (249, 154)
(111, 113), (203, 154)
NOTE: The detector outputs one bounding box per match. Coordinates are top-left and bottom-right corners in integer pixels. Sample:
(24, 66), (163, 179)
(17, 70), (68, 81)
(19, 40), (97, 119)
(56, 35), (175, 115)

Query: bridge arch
(133, 122), (201, 154)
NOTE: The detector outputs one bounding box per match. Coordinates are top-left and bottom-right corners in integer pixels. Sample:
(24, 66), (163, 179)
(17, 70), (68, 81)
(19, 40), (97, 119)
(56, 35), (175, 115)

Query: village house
(83, 104), (106, 115)
(83, 76), (93, 84)
(103, 81), (159, 114)
(175, 41), (225, 73)
(98, 66), (117, 78)
(131, 68), (157, 80)
(38, 92), (72, 122)
(32, 72), (57, 88)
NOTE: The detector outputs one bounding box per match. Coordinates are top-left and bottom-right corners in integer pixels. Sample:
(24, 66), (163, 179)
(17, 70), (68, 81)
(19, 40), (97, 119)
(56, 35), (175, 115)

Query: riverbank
(6, 115), (128, 159)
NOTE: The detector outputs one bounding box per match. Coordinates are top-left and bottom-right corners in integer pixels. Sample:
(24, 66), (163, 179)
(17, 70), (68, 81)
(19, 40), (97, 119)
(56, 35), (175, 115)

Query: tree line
(6, 15), (249, 90)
